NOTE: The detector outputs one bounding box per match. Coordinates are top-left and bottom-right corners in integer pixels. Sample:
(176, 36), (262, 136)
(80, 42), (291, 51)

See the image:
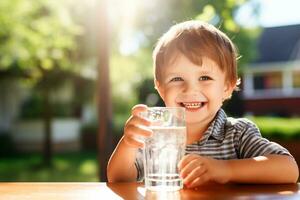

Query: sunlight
(137, 186), (181, 200)
(253, 156), (268, 161)
(277, 191), (295, 195)
(119, 32), (145, 56)
(108, 0), (142, 55)
(79, 160), (97, 175)
(137, 186), (146, 197)
(75, 186), (123, 200)
(144, 190), (181, 200)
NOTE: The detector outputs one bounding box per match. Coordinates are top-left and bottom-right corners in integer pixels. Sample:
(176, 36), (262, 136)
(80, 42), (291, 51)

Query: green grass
(0, 151), (99, 181)
(249, 117), (300, 140)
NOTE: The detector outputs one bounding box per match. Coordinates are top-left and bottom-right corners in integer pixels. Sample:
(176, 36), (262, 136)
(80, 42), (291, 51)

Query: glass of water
(140, 107), (186, 191)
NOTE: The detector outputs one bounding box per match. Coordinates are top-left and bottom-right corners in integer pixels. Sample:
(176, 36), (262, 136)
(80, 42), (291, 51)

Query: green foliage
(0, 0), (89, 120)
(80, 122), (97, 150)
(19, 72), (95, 119)
(0, 152), (98, 181)
(132, 0), (203, 45)
(249, 117), (300, 140)
(0, 0), (82, 73)
(195, 0), (260, 68)
(136, 78), (164, 107)
(222, 92), (244, 117)
(0, 133), (16, 157)
(19, 93), (44, 119)
(110, 49), (154, 129)
(116, 0), (259, 69)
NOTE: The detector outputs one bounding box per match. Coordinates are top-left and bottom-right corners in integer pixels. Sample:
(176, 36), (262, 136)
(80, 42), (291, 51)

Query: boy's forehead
(166, 54), (220, 73)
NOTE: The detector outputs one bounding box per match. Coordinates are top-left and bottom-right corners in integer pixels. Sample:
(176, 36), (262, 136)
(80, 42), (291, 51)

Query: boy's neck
(186, 122), (209, 145)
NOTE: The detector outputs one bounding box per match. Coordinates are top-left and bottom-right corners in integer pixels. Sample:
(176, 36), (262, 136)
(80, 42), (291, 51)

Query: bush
(0, 132), (16, 157)
(20, 93), (74, 119)
(250, 117), (300, 140)
(0, 152), (98, 181)
(80, 123), (98, 150)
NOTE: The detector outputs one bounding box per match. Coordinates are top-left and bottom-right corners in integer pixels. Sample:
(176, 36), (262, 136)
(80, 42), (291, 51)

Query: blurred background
(1, 0), (300, 182)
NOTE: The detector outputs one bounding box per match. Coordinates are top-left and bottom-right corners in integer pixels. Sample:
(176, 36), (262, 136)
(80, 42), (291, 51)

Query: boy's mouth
(180, 102), (206, 110)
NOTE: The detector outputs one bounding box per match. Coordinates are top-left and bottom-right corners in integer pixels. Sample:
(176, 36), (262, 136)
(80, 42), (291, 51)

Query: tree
(95, 0), (113, 181)
(0, 0), (83, 166)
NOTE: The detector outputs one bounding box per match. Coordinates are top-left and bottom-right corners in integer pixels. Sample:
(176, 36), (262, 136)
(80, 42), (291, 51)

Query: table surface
(0, 182), (299, 200)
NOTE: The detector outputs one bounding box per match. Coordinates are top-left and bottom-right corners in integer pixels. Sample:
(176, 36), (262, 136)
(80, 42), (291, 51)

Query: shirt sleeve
(237, 119), (292, 159)
(135, 148), (144, 182)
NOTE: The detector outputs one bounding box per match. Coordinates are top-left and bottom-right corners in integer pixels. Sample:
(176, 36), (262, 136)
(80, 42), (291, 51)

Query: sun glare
(108, 0), (142, 55)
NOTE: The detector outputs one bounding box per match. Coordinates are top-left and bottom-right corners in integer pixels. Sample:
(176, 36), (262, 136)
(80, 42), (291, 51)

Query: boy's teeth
(182, 102), (202, 109)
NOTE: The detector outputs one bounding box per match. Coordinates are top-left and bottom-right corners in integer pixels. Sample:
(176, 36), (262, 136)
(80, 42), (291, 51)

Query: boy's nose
(182, 81), (200, 94)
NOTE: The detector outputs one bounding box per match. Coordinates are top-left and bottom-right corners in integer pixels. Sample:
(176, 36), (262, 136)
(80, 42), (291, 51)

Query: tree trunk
(96, 0), (112, 182)
(42, 78), (53, 167)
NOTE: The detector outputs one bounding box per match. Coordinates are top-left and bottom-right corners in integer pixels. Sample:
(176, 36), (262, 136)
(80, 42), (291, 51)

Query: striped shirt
(135, 109), (292, 181)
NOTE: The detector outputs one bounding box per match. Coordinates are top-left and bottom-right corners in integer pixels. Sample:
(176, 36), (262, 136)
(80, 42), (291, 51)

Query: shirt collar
(198, 109), (227, 145)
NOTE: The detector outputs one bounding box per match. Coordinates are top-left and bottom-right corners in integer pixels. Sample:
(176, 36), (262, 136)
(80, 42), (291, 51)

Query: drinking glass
(140, 107), (186, 191)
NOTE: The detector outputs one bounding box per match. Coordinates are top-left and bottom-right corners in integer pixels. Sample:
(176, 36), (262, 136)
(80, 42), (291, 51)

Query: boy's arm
(107, 104), (151, 182)
(179, 154), (298, 188)
(225, 119), (299, 183)
(107, 137), (138, 182)
(226, 154), (299, 183)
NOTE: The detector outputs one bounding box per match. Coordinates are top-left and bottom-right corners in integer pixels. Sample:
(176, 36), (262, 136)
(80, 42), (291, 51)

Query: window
(253, 72), (282, 90)
(293, 71), (300, 88)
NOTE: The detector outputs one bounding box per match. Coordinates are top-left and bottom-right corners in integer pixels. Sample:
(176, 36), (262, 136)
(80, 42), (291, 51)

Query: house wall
(0, 78), (29, 133)
(245, 98), (300, 117)
(12, 118), (81, 152)
(243, 61), (300, 116)
(0, 78), (97, 152)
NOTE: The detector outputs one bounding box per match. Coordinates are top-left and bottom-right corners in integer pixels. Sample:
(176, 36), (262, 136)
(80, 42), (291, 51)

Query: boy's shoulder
(225, 116), (259, 133)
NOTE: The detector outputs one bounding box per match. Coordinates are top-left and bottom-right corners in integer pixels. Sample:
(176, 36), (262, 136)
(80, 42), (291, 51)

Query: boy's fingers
(180, 159), (202, 178)
(125, 124), (153, 138)
(129, 115), (151, 126)
(183, 165), (207, 185)
(123, 135), (144, 148)
(178, 154), (201, 170)
(187, 173), (210, 188)
(131, 104), (148, 116)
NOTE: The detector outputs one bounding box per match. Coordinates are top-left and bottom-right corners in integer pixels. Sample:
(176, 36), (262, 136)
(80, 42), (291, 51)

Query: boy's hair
(153, 20), (239, 89)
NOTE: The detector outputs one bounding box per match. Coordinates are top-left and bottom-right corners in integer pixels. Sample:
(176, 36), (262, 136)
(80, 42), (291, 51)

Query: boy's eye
(199, 76), (212, 81)
(170, 77), (183, 82)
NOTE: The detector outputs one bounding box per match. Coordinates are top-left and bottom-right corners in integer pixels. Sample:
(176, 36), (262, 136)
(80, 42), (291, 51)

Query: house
(0, 70), (96, 152)
(243, 24), (300, 117)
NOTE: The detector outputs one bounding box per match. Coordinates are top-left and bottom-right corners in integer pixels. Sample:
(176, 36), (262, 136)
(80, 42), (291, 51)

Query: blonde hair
(153, 20), (239, 88)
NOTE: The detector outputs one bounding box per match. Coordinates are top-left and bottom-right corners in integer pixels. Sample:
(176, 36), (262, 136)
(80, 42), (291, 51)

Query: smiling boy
(107, 20), (299, 188)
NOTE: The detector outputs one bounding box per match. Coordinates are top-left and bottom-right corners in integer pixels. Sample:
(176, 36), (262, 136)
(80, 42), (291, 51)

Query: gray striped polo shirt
(135, 109), (292, 181)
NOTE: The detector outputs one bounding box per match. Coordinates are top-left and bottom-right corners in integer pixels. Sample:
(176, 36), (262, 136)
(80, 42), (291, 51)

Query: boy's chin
(185, 110), (212, 124)
(185, 115), (204, 124)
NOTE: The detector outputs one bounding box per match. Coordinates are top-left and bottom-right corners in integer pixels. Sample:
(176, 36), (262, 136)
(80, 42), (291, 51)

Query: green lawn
(0, 151), (98, 181)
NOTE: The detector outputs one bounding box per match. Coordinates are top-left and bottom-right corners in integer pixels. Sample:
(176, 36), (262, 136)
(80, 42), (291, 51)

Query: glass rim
(146, 106), (186, 111)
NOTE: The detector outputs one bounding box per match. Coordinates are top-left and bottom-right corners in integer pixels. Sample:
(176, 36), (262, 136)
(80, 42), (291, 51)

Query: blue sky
(237, 0), (300, 27)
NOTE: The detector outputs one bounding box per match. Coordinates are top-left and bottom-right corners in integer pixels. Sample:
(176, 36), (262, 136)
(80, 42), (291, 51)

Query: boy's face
(155, 54), (234, 126)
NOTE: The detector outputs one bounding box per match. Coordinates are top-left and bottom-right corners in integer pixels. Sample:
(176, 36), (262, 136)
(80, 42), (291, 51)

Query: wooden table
(0, 182), (299, 200)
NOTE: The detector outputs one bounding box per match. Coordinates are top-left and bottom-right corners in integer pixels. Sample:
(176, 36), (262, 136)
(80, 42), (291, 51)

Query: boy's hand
(122, 104), (152, 148)
(178, 154), (231, 188)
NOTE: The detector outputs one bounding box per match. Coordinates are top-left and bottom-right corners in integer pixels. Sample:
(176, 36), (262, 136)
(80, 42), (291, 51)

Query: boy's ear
(223, 81), (235, 100)
(154, 79), (165, 101)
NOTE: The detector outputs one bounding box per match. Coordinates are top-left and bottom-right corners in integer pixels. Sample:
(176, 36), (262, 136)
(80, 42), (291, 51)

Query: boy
(107, 20), (298, 188)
